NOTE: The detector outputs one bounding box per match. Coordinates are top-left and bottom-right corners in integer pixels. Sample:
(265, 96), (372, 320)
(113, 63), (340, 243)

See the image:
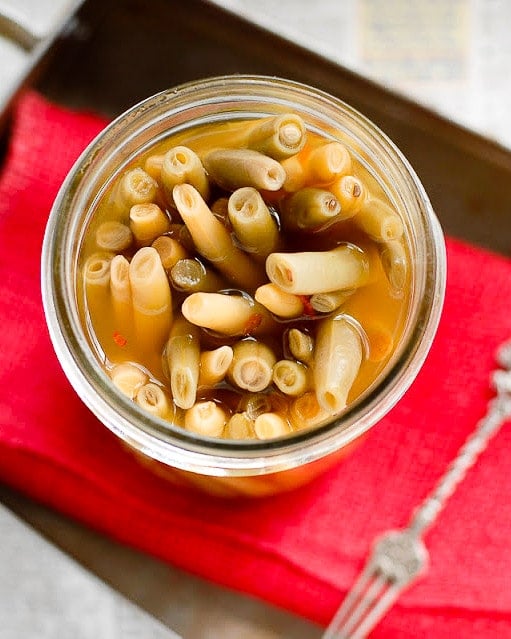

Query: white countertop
(212, 0), (511, 151)
(0, 503), (179, 639)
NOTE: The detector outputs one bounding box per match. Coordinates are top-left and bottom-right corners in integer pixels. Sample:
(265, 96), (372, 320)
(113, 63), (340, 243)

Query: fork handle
(408, 391), (511, 537)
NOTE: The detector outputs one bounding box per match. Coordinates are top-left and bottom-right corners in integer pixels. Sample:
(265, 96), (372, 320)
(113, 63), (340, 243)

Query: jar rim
(42, 74), (446, 476)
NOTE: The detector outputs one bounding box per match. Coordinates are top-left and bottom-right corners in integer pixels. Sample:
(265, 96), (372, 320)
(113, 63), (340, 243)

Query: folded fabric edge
(0, 433), (352, 595)
(0, 446), (341, 618)
(0, 442), (339, 625)
(1, 442), (510, 627)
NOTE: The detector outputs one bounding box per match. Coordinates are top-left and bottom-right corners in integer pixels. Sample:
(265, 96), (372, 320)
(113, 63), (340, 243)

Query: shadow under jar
(42, 75), (446, 498)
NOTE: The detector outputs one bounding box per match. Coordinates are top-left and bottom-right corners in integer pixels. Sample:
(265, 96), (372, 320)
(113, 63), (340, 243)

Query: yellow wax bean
(281, 142), (352, 192)
(313, 316), (363, 413)
(165, 316), (201, 409)
(281, 155), (306, 192)
(135, 383), (171, 419)
(246, 113), (306, 159)
(329, 175), (366, 218)
(185, 401), (227, 437)
(115, 168), (158, 213)
(151, 235), (190, 271)
(266, 244), (369, 295)
(254, 413), (291, 439)
(379, 239), (408, 295)
(198, 346), (234, 388)
(170, 258), (226, 294)
(254, 283), (304, 319)
(83, 253), (113, 351)
(173, 183), (266, 290)
(161, 145), (209, 202)
(224, 413), (256, 440)
(272, 359), (310, 396)
(95, 221), (133, 252)
(227, 187), (280, 259)
(307, 142), (352, 183)
(109, 363), (148, 399)
(129, 203), (171, 246)
(182, 292), (275, 337)
(280, 187), (341, 230)
(84, 253), (112, 291)
(110, 255), (132, 335)
(228, 339), (277, 392)
(310, 289), (354, 314)
(129, 247), (172, 352)
(203, 148), (286, 191)
(287, 328), (314, 365)
(143, 154), (165, 180)
(355, 197), (404, 242)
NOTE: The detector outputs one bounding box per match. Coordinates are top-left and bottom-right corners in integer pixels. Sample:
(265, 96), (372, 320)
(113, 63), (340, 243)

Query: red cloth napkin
(1, 91), (511, 637)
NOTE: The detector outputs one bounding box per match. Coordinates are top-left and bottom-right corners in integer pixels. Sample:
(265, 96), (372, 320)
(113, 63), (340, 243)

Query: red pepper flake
(243, 313), (262, 335)
(113, 331), (127, 347)
(298, 295), (316, 317)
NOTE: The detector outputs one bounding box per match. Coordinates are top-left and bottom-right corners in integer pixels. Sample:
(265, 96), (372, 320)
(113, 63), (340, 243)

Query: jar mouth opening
(42, 74), (446, 474)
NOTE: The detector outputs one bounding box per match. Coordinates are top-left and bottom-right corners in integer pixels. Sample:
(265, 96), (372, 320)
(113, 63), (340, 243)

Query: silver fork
(322, 339), (511, 639)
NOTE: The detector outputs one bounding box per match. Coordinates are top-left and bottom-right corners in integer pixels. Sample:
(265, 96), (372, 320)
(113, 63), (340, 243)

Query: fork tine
(325, 576), (402, 639)
(337, 572), (388, 638)
(322, 563), (375, 639)
(350, 581), (402, 639)
(331, 568), (373, 626)
(323, 568), (387, 639)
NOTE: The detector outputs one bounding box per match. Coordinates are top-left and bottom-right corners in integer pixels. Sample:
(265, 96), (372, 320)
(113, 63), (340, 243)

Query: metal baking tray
(2, 1), (510, 637)
(14, 0), (511, 256)
(0, 0), (83, 131)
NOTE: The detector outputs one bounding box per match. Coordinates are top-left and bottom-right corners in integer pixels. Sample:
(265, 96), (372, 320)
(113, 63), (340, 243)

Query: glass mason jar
(41, 75), (446, 497)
